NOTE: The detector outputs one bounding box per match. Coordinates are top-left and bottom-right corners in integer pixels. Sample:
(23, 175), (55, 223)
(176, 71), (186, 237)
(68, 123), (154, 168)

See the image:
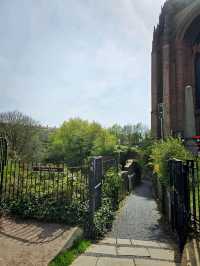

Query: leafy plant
(150, 137), (192, 185)
(102, 168), (122, 209)
(2, 196), (88, 225)
(93, 198), (114, 238)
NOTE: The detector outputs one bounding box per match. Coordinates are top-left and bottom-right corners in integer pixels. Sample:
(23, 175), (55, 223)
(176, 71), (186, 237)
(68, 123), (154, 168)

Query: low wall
(124, 159), (141, 190)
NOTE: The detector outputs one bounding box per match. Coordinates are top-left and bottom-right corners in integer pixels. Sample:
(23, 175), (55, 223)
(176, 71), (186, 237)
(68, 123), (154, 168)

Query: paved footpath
(0, 217), (81, 266)
(72, 180), (181, 266)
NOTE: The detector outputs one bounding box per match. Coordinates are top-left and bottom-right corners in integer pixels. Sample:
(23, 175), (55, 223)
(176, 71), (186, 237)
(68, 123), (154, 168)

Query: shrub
(89, 169), (123, 239)
(93, 198), (114, 238)
(102, 168), (122, 209)
(150, 137), (192, 185)
(2, 196), (88, 225)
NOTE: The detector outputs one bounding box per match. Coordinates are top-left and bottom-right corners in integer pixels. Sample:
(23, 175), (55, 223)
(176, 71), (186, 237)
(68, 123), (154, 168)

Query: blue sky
(0, 0), (165, 127)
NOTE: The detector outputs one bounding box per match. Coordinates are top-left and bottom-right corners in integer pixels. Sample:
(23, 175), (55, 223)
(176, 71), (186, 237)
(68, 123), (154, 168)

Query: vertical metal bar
(34, 163), (37, 197)
(61, 163), (64, 201)
(196, 160), (200, 232)
(66, 168), (69, 201)
(8, 160), (12, 200)
(191, 161), (197, 229)
(81, 168), (84, 201)
(71, 169), (74, 201)
(52, 164), (55, 200)
(12, 160), (17, 200)
(0, 161), (4, 202)
(21, 162), (25, 199)
(26, 162), (29, 195)
(4, 159), (8, 201)
(198, 161), (200, 232)
(43, 165), (46, 198)
(75, 169), (78, 199)
(38, 163), (41, 198)
(16, 161), (20, 200)
(47, 163), (50, 197)
(56, 164), (59, 200)
(0, 138), (7, 202)
(30, 162), (33, 198)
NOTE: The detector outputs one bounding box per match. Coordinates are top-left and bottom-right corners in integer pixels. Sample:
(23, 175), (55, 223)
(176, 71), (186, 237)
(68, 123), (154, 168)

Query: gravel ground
(109, 179), (174, 242)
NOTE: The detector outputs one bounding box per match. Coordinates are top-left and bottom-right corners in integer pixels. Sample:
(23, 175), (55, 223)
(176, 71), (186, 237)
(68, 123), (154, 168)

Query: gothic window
(195, 53), (200, 109)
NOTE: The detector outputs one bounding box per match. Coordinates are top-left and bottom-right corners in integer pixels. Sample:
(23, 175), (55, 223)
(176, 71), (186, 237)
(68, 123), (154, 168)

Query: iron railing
(169, 159), (200, 250)
(0, 160), (89, 203)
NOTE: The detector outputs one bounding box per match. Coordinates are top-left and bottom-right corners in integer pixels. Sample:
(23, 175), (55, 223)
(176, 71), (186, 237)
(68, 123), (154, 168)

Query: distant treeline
(0, 111), (150, 166)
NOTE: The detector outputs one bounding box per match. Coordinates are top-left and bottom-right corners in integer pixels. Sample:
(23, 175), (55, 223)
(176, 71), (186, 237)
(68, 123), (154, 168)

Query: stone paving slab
(86, 244), (116, 256)
(0, 216), (82, 266)
(117, 246), (150, 257)
(97, 257), (134, 266)
(99, 237), (116, 245)
(71, 255), (98, 266)
(117, 238), (131, 246)
(132, 239), (161, 249)
(134, 258), (180, 266)
(148, 248), (175, 261)
(71, 237), (180, 266)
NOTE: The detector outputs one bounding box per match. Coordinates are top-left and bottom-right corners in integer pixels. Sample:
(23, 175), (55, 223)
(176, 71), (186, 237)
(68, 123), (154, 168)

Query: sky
(0, 0), (165, 128)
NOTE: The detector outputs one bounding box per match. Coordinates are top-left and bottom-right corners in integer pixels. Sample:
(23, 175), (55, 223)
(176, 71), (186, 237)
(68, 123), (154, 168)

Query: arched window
(195, 53), (200, 108)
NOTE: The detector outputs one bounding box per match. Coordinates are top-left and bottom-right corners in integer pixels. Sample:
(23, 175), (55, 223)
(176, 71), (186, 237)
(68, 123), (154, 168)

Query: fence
(88, 157), (118, 213)
(0, 139), (118, 208)
(0, 161), (89, 204)
(0, 137), (8, 197)
(0, 139), (121, 214)
(168, 159), (200, 250)
(0, 138), (132, 235)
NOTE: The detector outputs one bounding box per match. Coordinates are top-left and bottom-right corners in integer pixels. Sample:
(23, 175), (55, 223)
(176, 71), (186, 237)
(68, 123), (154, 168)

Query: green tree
(109, 123), (148, 146)
(48, 118), (117, 166)
(91, 129), (117, 156)
(0, 111), (43, 161)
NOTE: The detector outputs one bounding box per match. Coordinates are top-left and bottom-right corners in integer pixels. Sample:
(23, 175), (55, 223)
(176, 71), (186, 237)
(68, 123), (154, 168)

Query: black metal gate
(0, 137), (7, 199)
(169, 159), (200, 250)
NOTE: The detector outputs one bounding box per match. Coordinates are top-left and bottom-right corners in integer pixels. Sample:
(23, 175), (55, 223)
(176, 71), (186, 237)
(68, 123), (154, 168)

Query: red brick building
(151, 0), (200, 138)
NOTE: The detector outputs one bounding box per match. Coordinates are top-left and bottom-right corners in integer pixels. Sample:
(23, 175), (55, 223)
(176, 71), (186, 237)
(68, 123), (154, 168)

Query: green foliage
(109, 123), (148, 146)
(102, 168), (122, 209)
(93, 198), (114, 238)
(137, 133), (155, 169)
(91, 169), (123, 239)
(0, 111), (44, 161)
(91, 130), (117, 156)
(150, 137), (192, 185)
(49, 239), (91, 266)
(2, 196), (88, 225)
(48, 118), (117, 166)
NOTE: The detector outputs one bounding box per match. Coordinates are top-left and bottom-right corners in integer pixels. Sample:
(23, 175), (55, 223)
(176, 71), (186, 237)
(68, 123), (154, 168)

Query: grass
(49, 239), (91, 266)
